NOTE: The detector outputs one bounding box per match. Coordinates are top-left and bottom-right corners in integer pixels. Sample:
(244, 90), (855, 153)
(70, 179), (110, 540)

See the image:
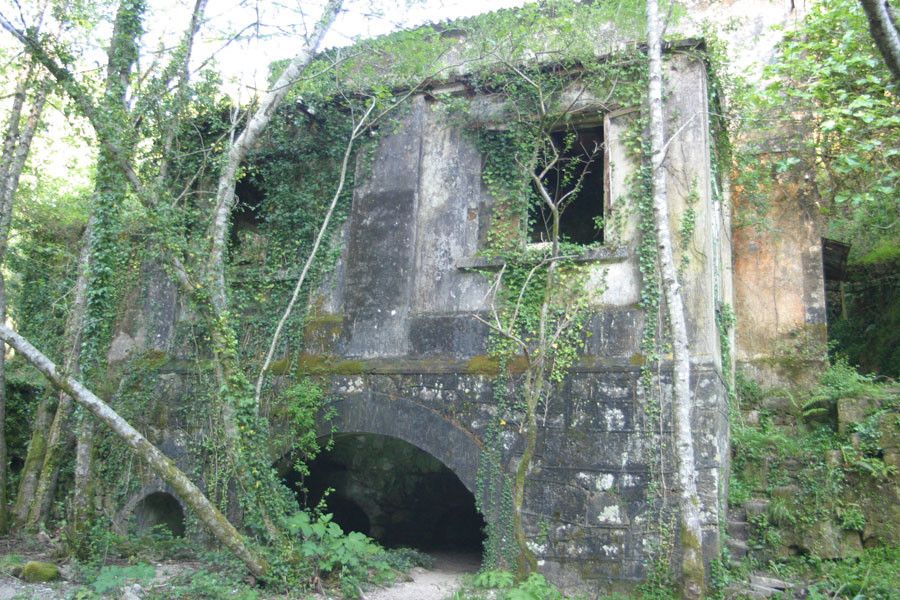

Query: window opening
(230, 175), (264, 246)
(529, 125), (604, 245)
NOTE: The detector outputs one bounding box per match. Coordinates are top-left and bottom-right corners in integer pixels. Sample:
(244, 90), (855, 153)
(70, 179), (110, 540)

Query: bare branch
(254, 98), (376, 407)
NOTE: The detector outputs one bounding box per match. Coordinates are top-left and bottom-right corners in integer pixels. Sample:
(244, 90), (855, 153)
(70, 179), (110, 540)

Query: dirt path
(361, 552), (480, 600)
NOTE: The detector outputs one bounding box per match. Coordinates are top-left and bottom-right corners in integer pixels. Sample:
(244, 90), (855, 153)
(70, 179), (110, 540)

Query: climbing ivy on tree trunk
(645, 0), (705, 597)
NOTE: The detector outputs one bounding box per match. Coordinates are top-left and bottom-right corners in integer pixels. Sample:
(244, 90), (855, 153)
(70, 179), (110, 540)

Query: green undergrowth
(719, 358), (899, 599)
(451, 570), (570, 600)
(44, 511), (431, 598)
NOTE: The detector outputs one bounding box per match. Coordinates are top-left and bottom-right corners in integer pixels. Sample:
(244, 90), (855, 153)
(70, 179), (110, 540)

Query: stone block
(837, 396), (881, 434)
(799, 520), (862, 559)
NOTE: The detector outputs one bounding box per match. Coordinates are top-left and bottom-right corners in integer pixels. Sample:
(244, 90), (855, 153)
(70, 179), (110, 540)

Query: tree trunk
(0, 55), (51, 533)
(72, 417), (95, 525)
(860, 0), (900, 80)
(26, 222), (90, 525)
(197, 0), (341, 541)
(12, 394), (53, 524)
(13, 0), (203, 524)
(64, 0), (147, 536)
(206, 0), (342, 313)
(0, 275), (7, 533)
(204, 1), (343, 463)
(0, 323), (268, 578)
(646, 0), (705, 597)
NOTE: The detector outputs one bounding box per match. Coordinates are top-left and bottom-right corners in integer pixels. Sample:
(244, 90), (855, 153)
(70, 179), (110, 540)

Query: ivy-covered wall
(285, 51), (729, 593)
(93, 38), (732, 595)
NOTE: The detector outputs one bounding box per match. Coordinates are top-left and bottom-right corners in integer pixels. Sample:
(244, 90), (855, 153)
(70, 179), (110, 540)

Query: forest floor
(362, 551), (478, 600)
(0, 533), (479, 600)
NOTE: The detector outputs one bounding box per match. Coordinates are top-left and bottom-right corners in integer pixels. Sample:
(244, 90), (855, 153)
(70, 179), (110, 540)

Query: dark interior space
(530, 125), (604, 245)
(281, 433), (485, 554)
(230, 176), (265, 245)
(823, 238), (900, 377)
(822, 238), (851, 325)
(132, 491), (186, 537)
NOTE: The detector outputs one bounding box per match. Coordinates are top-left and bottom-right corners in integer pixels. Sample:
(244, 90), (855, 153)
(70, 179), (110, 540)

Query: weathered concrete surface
(732, 165), (827, 388)
(678, 1), (810, 76)
(103, 48), (745, 595)
(296, 53), (730, 595)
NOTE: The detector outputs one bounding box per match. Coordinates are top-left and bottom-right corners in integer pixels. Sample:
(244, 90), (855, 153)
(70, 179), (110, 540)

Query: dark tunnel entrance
(281, 433), (486, 555)
(132, 491), (186, 538)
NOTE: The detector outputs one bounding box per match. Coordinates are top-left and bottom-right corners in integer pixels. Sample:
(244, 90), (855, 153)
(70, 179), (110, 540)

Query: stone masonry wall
(299, 52), (731, 594)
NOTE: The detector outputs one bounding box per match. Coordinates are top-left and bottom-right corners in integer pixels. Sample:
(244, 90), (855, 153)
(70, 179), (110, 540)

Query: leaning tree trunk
(646, 0), (705, 597)
(0, 324), (268, 577)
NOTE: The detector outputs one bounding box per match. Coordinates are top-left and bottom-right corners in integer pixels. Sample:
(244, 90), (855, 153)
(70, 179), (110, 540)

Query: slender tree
(0, 5), (53, 531)
(645, 0), (705, 597)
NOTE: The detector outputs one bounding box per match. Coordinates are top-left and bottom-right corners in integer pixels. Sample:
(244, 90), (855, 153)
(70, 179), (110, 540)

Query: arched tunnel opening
(281, 433), (486, 558)
(132, 491), (186, 538)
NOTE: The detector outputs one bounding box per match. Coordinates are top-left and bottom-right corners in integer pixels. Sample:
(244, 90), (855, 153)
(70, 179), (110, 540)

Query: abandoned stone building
(105, 32), (831, 597)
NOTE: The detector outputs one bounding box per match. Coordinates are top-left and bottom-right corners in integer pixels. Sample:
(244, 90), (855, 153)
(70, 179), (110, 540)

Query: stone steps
(726, 574), (796, 599)
(725, 499), (766, 566)
(727, 518), (750, 540)
(726, 538), (749, 561)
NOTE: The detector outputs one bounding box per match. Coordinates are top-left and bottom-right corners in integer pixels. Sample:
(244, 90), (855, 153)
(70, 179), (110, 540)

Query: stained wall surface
(303, 53), (731, 593)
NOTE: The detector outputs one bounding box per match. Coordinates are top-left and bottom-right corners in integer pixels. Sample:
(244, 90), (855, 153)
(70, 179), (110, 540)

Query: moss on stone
(296, 354), (366, 375)
(465, 355), (500, 375)
(131, 349), (171, 372)
(20, 561), (59, 582)
(678, 526), (706, 597)
(302, 314), (345, 353)
(269, 357), (292, 375)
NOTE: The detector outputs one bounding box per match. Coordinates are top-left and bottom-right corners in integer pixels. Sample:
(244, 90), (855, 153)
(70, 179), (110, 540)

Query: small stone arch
(321, 393), (483, 495)
(116, 482), (188, 538)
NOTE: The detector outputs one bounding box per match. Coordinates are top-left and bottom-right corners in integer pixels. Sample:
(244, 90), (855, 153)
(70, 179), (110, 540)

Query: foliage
(452, 570), (568, 600)
(278, 379), (332, 480)
(801, 357), (888, 422)
(800, 546), (900, 600)
(828, 251), (899, 377)
(732, 0), (898, 258)
(6, 192), (87, 364)
(89, 562), (156, 595)
(275, 510), (393, 596)
(722, 346), (899, 599)
(145, 569), (260, 600)
(0, 553), (24, 575)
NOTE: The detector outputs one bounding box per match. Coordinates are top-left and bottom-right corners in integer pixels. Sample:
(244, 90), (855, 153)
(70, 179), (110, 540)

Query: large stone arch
(322, 394), (483, 495)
